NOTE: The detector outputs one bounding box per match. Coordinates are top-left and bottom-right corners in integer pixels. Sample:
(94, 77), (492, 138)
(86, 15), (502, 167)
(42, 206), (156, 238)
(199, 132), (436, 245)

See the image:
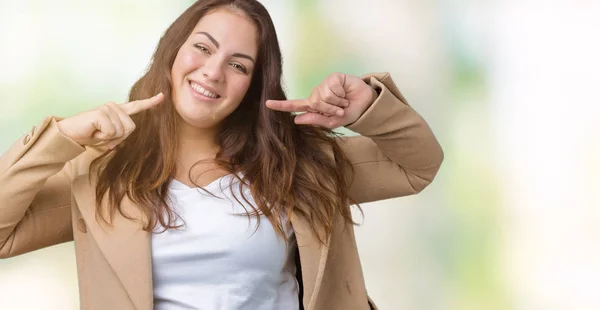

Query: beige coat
(0, 73), (443, 310)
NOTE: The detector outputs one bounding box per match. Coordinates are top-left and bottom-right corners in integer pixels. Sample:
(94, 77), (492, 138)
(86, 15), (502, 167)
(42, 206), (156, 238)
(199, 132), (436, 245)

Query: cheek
(229, 78), (252, 101)
(172, 49), (202, 80)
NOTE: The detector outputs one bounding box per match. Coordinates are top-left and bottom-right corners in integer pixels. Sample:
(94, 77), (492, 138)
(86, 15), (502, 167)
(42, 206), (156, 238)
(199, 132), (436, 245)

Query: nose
(200, 56), (225, 84)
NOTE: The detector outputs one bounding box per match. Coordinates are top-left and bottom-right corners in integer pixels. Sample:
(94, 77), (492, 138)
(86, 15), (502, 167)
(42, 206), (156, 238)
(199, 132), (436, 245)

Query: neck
(176, 122), (221, 166)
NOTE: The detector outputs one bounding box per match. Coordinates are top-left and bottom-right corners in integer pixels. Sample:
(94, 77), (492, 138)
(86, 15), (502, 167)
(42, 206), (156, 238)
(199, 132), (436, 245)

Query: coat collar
(71, 174), (330, 310)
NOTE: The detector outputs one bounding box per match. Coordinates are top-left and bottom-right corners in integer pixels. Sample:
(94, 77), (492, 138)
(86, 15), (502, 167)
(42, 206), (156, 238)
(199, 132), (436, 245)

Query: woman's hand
(57, 93), (164, 149)
(265, 73), (377, 129)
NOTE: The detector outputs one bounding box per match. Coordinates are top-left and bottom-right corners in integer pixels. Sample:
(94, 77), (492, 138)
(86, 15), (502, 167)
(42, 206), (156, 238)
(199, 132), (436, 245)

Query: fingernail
(336, 109), (344, 116)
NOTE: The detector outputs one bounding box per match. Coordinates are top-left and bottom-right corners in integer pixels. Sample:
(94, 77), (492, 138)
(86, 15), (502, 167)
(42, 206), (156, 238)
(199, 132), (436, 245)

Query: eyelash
(193, 44), (248, 74)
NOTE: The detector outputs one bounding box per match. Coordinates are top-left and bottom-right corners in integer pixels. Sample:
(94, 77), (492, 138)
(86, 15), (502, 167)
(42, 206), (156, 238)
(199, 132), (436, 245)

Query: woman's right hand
(57, 93), (164, 149)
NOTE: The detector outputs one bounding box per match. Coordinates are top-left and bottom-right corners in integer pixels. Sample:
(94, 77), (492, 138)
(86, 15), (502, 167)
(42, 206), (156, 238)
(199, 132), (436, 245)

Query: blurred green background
(1, 0), (599, 309)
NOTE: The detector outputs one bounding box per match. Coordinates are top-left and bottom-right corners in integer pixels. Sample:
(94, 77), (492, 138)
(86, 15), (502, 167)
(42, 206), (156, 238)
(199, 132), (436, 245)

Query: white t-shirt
(151, 174), (299, 310)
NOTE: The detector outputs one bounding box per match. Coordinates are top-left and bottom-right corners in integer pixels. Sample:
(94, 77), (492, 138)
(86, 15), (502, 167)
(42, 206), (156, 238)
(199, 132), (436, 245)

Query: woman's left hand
(265, 73), (377, 129)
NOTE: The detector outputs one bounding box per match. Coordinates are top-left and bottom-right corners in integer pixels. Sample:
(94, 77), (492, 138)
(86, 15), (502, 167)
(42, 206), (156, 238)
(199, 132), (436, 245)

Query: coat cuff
(345, 72), (409, 135)
(0, 117), (86, 174)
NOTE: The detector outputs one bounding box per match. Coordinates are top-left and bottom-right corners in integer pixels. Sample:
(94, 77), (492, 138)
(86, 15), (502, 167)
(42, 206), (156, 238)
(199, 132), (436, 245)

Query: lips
(189, 80), (221, 99)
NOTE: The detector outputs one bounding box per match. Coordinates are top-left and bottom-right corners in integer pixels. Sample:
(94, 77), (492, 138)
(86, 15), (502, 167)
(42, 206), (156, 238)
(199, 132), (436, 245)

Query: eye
(194, 44), (210, 54)
(230, 62), (248, 74)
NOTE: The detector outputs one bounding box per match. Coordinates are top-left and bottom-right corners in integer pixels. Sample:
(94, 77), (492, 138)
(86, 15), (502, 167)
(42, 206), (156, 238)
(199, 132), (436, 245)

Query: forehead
(191, 8), (259, 55)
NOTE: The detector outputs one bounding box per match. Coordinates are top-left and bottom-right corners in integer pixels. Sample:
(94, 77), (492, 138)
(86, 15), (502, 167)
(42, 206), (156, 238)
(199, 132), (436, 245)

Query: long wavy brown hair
(91, 0), (359, 244)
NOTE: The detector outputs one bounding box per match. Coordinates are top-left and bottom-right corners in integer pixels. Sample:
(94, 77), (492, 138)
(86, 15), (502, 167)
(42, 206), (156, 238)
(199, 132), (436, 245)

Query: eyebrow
(196, 31), (256, 64)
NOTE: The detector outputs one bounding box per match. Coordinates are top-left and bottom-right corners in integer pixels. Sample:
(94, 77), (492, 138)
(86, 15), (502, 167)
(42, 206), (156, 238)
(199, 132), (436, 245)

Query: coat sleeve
(338, 72), (444, 204)
(0, 117), (86, 258)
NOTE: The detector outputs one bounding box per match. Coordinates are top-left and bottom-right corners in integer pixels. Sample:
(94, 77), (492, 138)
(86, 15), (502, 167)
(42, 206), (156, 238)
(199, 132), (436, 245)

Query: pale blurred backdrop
(1, 0), (599, 309)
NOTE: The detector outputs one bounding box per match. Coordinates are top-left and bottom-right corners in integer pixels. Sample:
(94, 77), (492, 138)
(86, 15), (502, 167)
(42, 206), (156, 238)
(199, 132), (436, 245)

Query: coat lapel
(71, 174), (330, 310)
(72, 174), (153, 310)
(290, 213), (331, 310)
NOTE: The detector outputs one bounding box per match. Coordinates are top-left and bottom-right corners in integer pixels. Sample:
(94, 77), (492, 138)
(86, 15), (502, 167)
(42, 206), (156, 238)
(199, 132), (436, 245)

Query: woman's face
(171, 8), (258, 130)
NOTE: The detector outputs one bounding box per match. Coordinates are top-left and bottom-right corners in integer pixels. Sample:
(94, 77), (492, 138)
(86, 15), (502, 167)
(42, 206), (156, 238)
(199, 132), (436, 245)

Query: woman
(0, 0), (443, 309)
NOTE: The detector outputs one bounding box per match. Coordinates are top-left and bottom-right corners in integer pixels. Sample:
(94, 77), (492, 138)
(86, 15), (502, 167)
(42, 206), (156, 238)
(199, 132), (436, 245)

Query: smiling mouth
(189, 81), (221, 99)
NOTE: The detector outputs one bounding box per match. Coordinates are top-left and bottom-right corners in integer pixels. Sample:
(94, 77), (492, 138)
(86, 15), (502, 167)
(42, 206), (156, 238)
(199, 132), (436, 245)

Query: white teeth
(190, 82), (219, 98)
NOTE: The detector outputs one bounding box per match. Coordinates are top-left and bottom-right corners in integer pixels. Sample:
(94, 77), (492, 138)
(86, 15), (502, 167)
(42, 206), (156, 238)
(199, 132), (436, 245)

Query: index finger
(120, 93), (164, 115)
(265, 98), (309, 112)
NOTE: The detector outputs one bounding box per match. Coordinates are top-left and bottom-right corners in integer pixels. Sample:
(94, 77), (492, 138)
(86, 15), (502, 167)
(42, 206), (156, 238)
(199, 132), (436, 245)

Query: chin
(177, 113), (220, 129)
(173, 94), (239, 130)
